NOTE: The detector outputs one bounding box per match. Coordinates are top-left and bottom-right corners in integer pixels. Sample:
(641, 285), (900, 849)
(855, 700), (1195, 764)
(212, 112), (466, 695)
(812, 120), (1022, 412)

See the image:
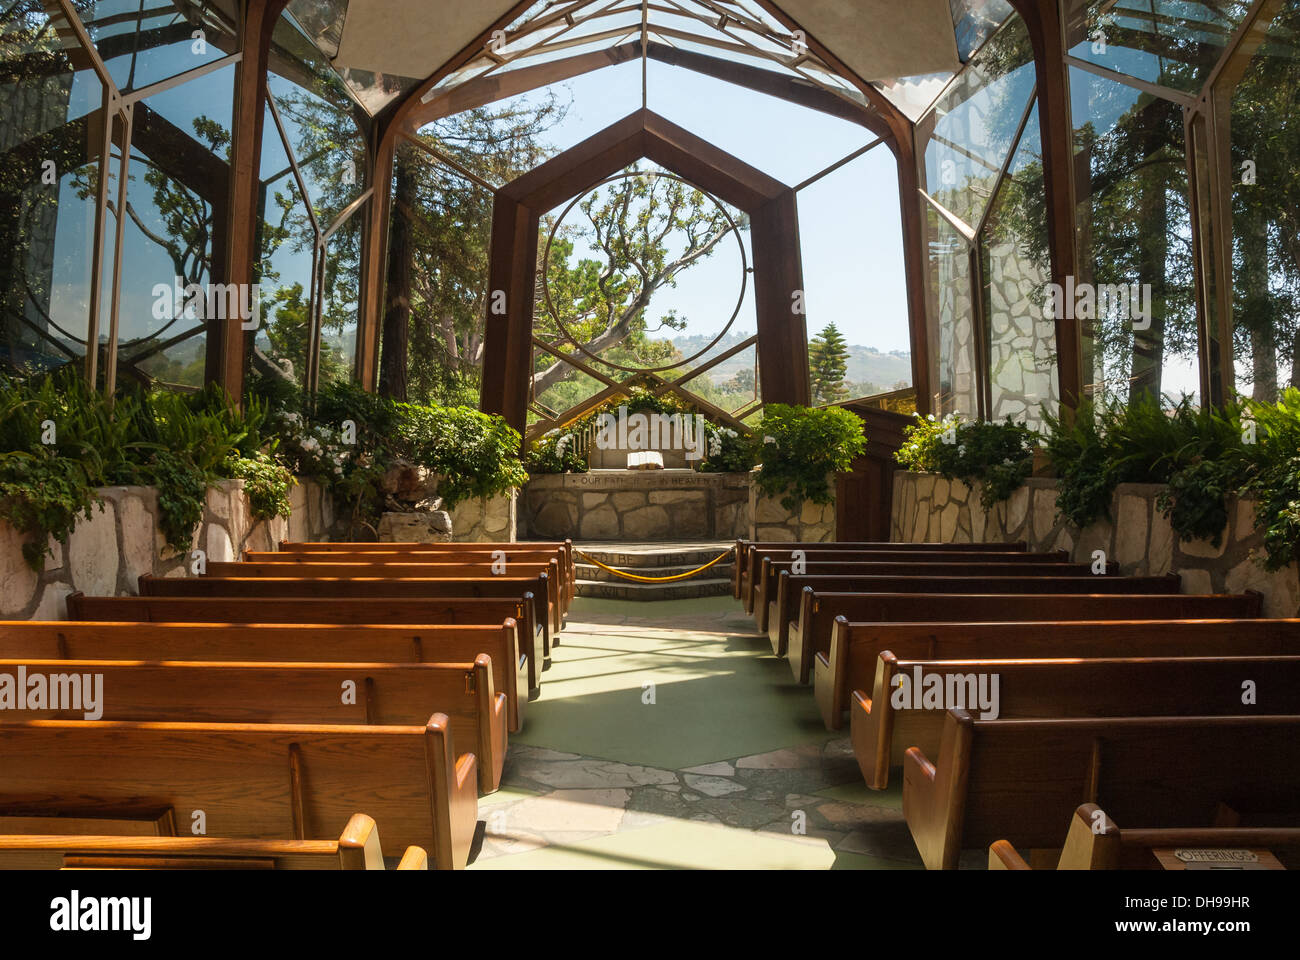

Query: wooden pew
(136, 573), (554, 667)
(206, 558), (567, 627)
(904, 711), (1300, 869)
(990, 803), (1300, 870)
(734, 539), (1033, 604)
(0, 713), (478, 869)
(768, 572), (1183, 655)
(0, 655), (508, 794)
(59, 590), (538, 712)
(0, 813), (427, 870)
(753, 557), (1110, 630)
(41, 608), (527, 728)
(252, 548), (575, 608)
(798, 589), (1265, 705)
(283, 540), (575, 606)
(741, 545), (1064, 613)
(854, 651), (1300, 788)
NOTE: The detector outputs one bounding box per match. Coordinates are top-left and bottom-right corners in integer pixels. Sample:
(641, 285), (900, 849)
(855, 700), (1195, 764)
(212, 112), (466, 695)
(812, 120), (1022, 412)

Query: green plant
(396, 404), (528, 505)
(895, 413), (1036, 509)
(527, 430), (588, 474)
(754, 404), (866, 511)
(700, 423), (758, 473)
(1239, 388), (1300, 570)
(228, 450), (296, 522)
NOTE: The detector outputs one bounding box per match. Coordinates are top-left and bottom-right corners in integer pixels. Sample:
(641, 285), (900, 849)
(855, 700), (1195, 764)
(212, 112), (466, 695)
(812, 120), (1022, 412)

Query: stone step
(574, 578), (733, 601)
(575, 561), (735, 583)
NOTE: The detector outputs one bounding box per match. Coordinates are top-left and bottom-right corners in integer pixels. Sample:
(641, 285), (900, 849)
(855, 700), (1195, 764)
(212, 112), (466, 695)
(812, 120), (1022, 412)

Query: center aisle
(469, 596), (924, 870)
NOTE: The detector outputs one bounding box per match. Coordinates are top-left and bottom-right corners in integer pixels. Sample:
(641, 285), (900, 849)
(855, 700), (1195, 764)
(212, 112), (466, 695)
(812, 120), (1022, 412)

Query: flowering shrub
(700, 423), (758, 472)
(895, 413), (1036, 509)
(527, 429), (588, 474)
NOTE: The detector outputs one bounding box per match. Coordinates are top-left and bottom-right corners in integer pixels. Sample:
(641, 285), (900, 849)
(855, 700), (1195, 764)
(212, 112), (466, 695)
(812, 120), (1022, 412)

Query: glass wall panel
(798, 146), (911, 403)
(0, 4), (104, 375)
(1064, 0), (1252, 95)
(980, 101), (1059, 429)
(253, 174), (315, 388)
(1070, 66), (1199, 404)
(319, 206), (364, 386)
(920, 15), (1036, 233)
(1227, 6), (1300, 401)
(113, 64), (236, 388)
(924, 201), (979, 415)
(77, 0), (239, 94)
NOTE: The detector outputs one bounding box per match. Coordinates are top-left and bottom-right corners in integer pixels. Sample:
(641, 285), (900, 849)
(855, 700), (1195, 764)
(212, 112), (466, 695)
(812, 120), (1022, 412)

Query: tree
(809, 322), (850, 404)
(530, 167), (747, 402)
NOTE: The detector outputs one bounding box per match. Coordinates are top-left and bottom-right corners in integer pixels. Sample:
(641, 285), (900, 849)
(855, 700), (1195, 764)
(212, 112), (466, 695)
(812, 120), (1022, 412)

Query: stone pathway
(467, 596), (927, 870)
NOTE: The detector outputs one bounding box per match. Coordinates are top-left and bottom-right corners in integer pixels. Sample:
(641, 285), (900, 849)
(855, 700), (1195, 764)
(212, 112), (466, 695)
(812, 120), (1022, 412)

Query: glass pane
(319, 209), (363, 386)
(924, 201), (979, 415)
(920, 15), (1037, 232)
(253, 175), (314, 390)
(799, 146), (911, 402)
(950, 0), (1016, 61)
(1228, 6), (1300, 401)
(268, 15), (368, 223)
(0, 4), (104, 375)
(1070, 65), (1199, 405)
(76, 0), (239, 95)
(1064, 0), (1254, 95)
(980, 100), (1059, 429)
(114, 64), (237, 389)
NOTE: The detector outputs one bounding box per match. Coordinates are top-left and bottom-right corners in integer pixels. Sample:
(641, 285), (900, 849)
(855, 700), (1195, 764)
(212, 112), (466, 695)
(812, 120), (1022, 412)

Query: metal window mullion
(1062, 53), (1196, 106)
(119, 51), (244, 106)
(84, 88), (118, 385)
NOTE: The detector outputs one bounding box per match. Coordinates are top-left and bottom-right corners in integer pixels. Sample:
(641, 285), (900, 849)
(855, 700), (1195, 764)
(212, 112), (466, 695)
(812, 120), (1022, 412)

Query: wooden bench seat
(753, 558), (1113, 630)
(0, 655), (508, 794)
(796, 589), (1264, 699)
(252, 548), (575, 607)
(207, 558), (567, 624)
(768, 572), (1183, 655)
(990, 803), (1300, 870)
(0, 813), (426, 870)
(854, 651), (1300, 788)
(136, 573), (554, 667)
(0, 713), (478, 868)
(283, 540), (575, 603)
(61, 598), (539, 714)
(904, 711), (1300, 869)
(737, 542), (1045, 609)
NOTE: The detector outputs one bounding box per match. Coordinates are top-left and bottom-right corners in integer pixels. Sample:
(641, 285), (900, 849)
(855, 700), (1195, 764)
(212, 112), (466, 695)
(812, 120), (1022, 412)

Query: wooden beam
(751, 189), (809, 406)
(220, 0), (290, 403)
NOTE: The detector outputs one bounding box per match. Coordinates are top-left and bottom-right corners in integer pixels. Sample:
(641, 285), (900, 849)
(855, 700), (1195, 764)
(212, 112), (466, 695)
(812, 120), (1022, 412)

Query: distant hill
(659, 331), (912, 395)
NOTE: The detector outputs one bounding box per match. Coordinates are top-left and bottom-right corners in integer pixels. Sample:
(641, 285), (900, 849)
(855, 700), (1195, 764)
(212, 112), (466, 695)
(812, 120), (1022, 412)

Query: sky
(521, 58), (913, 356)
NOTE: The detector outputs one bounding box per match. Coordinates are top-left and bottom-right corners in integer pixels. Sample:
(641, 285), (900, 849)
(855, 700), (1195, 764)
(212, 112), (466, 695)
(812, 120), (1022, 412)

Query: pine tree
(809, 322), (850, 404)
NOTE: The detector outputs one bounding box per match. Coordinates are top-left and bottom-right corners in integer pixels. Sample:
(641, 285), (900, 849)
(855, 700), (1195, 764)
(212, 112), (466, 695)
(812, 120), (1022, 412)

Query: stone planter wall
(1, 477), (334, 621)
(523, 472), (750, 541)
(449, 492), (518, 542)
(890, 471), (1300, 617)
(748, 472), (836, 542)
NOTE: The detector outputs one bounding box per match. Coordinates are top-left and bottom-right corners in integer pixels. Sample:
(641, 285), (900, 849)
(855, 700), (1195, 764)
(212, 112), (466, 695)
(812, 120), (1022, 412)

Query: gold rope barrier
(573, 546), (734, 583)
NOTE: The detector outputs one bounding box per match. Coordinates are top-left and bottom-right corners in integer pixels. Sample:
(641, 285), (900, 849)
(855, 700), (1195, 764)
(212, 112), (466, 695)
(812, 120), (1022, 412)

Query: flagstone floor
(467, 595), (928, 870)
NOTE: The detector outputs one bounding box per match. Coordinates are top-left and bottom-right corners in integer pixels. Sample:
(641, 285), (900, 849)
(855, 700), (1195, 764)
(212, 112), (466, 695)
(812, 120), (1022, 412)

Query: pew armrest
(988, 840), (1031, 870)
(396, 846), (429, 870)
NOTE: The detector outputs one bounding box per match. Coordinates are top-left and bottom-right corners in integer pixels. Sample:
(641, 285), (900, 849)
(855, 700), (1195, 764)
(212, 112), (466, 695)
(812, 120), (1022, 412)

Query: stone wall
(523, 472), (750, 541)
(1, 478), (334, 621)
(890, 471), (1300, 617)
(748, 473), (836, 542)
(450, 492), (518, 542)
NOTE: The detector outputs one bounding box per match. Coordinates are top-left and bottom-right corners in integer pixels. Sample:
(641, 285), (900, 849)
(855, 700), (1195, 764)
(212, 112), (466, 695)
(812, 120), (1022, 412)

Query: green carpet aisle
(468, 596), (924, 870)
